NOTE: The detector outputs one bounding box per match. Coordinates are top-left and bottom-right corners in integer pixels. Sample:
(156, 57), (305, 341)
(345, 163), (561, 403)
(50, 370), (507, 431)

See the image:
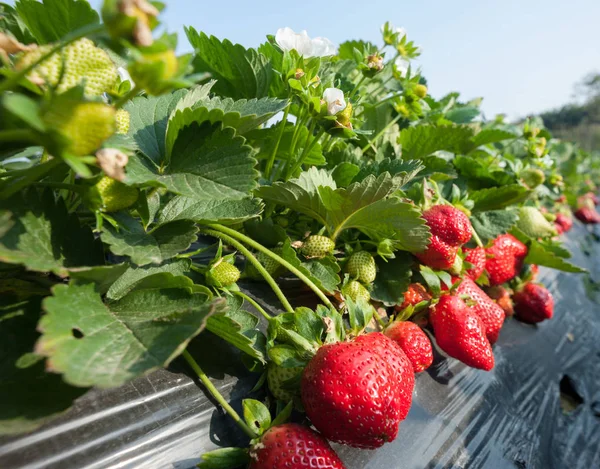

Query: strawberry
(129, 49), (179, 95)
(554, 213), (573, 234)
(44, 101), (116, 156)
(416, 205), (472, 270)
(301, 332), (414, 448)
(267, 363), (302, 403)
(520, 168), (545, 189)
(574, 207), (600, 224)
(345, 251), (376, 283)
(249, 423), (346, 469)
(584, 191), (600, 206)
(516, 206), (557, 238)
(301, 235), (335, 258)
(464, 246), (486, 280)
(513, 283), (554, 324)
(17, 38), (118, 97)
(90, 176), (139, 212)
(455, 277), (505, 344)
(485, 285), (514, 317)
(115, 109), (130, 135)
(429, 295), (494, 371)
(395, 283), (432, 311)
(206, 261), (240, 288)
(384, 321), (433, 372)
(414, 84), (428, 99)
(341, 280), (370, 304)
(485, 234), (528, 286)
(245, 248), (284, 280)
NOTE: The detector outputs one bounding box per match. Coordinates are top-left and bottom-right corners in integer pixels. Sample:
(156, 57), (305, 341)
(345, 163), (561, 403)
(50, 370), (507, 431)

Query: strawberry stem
(182, 350), (258, 440)
(201, 228), (295, 313)
(471, 227), (484, 248)
(203, 224), (335, 310)
(233, 291), (274, 322)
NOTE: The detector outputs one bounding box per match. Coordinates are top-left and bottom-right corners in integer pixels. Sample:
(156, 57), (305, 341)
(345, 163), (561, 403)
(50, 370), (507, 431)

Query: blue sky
(90, 0), (598, 119)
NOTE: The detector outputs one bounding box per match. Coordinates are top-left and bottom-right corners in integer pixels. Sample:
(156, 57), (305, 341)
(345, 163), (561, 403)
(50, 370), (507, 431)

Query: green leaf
(293, 307), (325, 346)
(248, 124), (325, 167)
(15, 0), (99, 44)
(38, 283), (224, 388)
(524, 240), (586, 273)
(271, 401), (293, 427)
(471, 210), (519, 244)
(331, 162), (360, 187)
(0, 3), (37, 44)
(352, 158), (424, 186)
(106, 259), (192, 300)
(186, 28), (272, 99)
(418, 156), (458, 181)
(400, 125), (475, 159)
(242, 399), (271, 435)
(126, 122), (259, 200)
(243, 218), (287, 248)
(159, 197), (263, 224)
(0, 296), (87, 435)
(419, 265), (441, 297)
(370, 253), (414, 305)
(124, 90), (187, 165)
(470, 185), (530, 212)
(466, 128), (518, 152)
(0, 190), (103, 275)
(68, 264), (130, 294)
(101, 214), (198, 266)
(197, 447), (250, 469)
(445, 106), (480, 124)
(206, 295), (267, 363)
(346, 297), (374, 334)
(166, 85), (287, 157)
(301, 257), (341, 294)
(268, 344), (308, 368)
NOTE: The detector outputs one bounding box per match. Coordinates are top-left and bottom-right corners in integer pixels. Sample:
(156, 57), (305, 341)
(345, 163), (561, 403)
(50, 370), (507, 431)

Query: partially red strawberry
(249, 423), (346, 469)
(429, 295), (494, 371)
(455, 277), (505, 344)
(513, 283), (554, 324)
(584, 191), (600, 206)
(554, 213), (573, 234)
(485, 234), (528, 286)
(384, 321), (433, 372)
(464, 246), (486, 280)
(395, 283), (432, 311)
(486, 286), (514, 317)
(574, 207), (600, 224)
(301, 332), (414, 448)
(416, 205), (472, 270)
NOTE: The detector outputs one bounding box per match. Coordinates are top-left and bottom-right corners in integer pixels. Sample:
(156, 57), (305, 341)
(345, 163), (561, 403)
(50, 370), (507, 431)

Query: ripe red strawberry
(395, 283), (431, 311)
(486, 286), (514, 317)
(416, 205), (472, 270)
(301, 332), (414, 448)
(574, 207), (600, 224)
(384, 321), (433, 372)
(464, 246), (486, 280)
(429, 295), (494, 371)
(554, 213), (573, 234)
(455, 277), (505, 344)
(485, 234), (528, 286)
(513, 283), (554, 324)
(249, 423), (346, 469)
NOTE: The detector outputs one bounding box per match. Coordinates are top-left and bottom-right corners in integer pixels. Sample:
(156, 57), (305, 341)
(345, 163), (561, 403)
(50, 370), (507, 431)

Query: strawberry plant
(0, 1), (597, 466)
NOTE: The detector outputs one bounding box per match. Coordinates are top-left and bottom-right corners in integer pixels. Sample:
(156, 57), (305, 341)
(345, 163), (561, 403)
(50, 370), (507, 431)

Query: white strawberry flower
(394, 57), (410, 77)
(395, 27), (407, 40)
(322, 88), (347, 115)
(275, 27), (337, 58)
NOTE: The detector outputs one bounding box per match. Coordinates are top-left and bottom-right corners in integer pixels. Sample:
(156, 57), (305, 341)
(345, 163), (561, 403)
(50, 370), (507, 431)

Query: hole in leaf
(72, 328), (84, 339)
(559, 375), (583, 414)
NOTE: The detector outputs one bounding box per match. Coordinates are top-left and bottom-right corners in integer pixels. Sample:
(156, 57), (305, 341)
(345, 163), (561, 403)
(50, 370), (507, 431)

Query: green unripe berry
(414, 84), (428, 99)
(342, 280), (371, 304)
(267, 363), (303, 403)
(206, 261), (240, 288)
(520, 168), (545, 189)
(300, 235), (335, 258)
(245, 248), (284, 280)
(90, 176), (139, 212)
(345, 251), (377, 284)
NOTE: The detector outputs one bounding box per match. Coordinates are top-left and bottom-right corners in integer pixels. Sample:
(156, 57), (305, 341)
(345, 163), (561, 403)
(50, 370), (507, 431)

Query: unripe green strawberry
(17, 38), (118, 97)
(520, 168), (545, 188)
(342, 280), (371, 304)
(206, 261), (240, 288)
(44, 101), (116, 156)
(336, 102), (353, 128)
(267, 363), (303, 403)
(516, 206), (557, 238)
(128, 49), (179, 95)
(91, 176), (139, 212)
(345, 251), (376, 284)
(245, 248), (284, 280)
(115, 109), (130, 134)
(414, 84), (427, 99)
(300, 235), (335, 258)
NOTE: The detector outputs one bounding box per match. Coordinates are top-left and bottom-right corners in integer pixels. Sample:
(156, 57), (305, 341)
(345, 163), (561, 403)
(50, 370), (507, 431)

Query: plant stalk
(233, 291), (273, 322)
(264, 102), (291, 180)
